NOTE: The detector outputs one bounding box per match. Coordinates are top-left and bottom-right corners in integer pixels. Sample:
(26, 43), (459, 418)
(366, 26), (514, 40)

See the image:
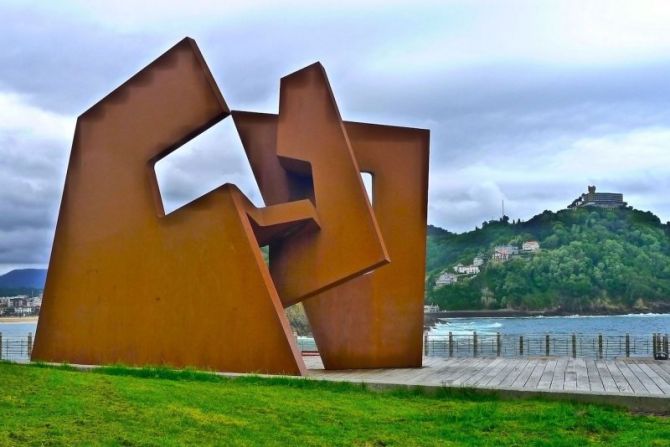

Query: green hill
(0, 268), (46, 297)
(426, 206), (670, 313)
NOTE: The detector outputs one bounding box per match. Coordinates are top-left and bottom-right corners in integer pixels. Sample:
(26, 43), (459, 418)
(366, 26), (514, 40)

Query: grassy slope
(0, 363), (668, 446)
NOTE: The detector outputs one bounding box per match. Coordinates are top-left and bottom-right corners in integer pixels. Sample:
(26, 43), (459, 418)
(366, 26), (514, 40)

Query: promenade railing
(0, 333), (33, 362)
(1, 332), (668, 363)
(423, 332), (669, 360)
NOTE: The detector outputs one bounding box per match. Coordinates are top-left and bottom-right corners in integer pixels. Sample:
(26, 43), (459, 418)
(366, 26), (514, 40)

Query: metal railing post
(664, 334), (669, 357)
(473, 331), (478, 357)
(0, 332), (3, 360)
(653, 333), (658, 359)
(598, 333), (603, 359)
(27, 333), (33, 357)
(448, 331), (453, 357)
(625, 333), (630, 358)
(545, 334), (550, 356)
(496, 332), (501, 357)
(572, 333), (577, 358)
(519, 336), (524, 356)
(424, 333), (429, 356)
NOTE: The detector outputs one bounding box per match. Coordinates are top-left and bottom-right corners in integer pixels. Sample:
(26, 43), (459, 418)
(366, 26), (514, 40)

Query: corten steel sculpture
(234, 116), (429, 369)
(33, 37), (429, 375)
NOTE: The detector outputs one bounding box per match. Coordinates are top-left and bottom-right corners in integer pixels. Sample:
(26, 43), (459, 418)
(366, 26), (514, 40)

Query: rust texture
(33, 37), (429, 375)
(304, 122), (430, 369)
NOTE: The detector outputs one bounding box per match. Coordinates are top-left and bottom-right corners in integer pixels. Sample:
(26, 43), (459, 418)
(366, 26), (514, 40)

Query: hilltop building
(568, 185), (626, 209)
(522, 241), (540, 252)
(472, 256), (484, 267)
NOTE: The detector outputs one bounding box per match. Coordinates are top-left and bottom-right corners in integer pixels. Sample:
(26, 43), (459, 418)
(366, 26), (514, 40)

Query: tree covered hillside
(426, 207), (670, 312)
(0, 268), (46, 297)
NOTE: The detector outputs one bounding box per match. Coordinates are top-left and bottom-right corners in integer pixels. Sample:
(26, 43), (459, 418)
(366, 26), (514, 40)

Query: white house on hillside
(453, 264), (480, 275)
(435, 271), (458, 287)
(492, 245), (518, 262)
(522, 240), (540, 252)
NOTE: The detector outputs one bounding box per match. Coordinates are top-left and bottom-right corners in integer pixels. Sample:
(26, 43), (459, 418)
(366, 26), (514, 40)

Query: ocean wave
(427, 313), (670, 337)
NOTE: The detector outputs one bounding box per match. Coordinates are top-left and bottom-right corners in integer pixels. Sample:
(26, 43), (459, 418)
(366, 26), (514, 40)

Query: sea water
(2, 313), (669, 343)
(428, 313), (670, 336)
(0, 321), (37, 338)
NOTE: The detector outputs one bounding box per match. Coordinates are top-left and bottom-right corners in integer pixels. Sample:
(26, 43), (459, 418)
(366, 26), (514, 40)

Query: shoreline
(0, 316), (38, 324)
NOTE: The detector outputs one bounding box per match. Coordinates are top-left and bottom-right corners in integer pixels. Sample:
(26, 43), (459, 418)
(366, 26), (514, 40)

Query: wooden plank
(575, 358), (590, 391)
(648, 362), (670, 389)
(511, 359), (538, 389)
(307, 355), (670, 401)
(595, 360), (618, 393)
(616, 361), (648, 394)
(537, 359), (557, 390)
(460, 358), (504, 386)
(439, 358), (486, 386)
(426, 358), (473, 385)
(550, 358), (568, 391)
(499, 359), (530, 388)
(563, 358), (577, 391)
(524, 359), (548, 389)
(606, 361), (634, 394)
(404, 363), (450, 385)
(475, 358), (514, 387)
(486, 359), (524, 388)
(585, 359), (605, 392)
(635, 362), (670, 395)
(627, 362), (663, 395)
(435, 358), (473, 384)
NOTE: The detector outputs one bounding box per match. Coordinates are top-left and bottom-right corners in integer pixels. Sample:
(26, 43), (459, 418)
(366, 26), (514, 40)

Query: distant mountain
(0, 268), (47, 289)
(426, 206), (670, 313)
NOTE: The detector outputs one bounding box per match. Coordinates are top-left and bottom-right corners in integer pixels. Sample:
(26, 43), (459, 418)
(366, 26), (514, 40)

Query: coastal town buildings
(472, 256), (484, 267)
(567, 185), (626, 209)
(0, 295), (41, 316)
(423, 304), (440, 313)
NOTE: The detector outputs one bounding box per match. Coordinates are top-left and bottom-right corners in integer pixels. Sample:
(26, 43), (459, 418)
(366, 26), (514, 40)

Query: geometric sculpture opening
(360, 172), (374, 204)
(32, 37), (429, 376)
(154, 118), (257, 215)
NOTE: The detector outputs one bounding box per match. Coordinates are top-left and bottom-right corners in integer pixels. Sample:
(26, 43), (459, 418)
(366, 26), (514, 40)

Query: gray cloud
(2, 1), (670, 273)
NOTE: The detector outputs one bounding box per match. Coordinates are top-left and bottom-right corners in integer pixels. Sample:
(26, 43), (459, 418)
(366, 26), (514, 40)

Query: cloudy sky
(2, 0), (670, 274)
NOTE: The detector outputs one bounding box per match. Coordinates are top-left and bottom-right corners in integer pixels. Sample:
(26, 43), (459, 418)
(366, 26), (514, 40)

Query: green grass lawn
(0, 362), (668, 446)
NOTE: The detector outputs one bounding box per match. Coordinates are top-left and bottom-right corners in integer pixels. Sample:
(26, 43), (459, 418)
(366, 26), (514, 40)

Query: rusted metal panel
(33, 37), (429, 375)
(304, 122), (429, 369)
(234, 117), (429, 369)
(32, 38), (307, 375)
(271, 63), (390, 306)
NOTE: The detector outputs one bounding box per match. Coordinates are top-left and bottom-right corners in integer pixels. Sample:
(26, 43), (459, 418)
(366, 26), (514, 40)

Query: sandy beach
(0, 316), (39, 324)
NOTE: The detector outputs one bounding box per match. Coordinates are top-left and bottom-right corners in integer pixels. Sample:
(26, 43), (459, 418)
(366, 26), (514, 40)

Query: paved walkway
(304, 356), (670, 411)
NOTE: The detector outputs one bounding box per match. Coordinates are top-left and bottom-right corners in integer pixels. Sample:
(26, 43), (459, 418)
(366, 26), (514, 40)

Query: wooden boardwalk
(304, 356), (670, 403)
